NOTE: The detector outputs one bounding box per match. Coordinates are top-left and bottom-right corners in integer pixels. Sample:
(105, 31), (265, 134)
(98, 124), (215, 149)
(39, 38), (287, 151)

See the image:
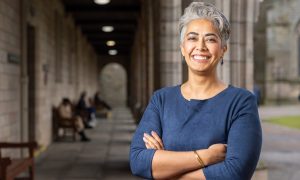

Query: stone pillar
(225, 0), (258, 90)
(229, 0), (246, 88)
(215, 0), (231, 84)
(160, 0), (182, 87)
(254, 0), (267, 104)
(245, 0), (260, 91)
(20, 0), (29, 144)
(146, 0), (155, 98)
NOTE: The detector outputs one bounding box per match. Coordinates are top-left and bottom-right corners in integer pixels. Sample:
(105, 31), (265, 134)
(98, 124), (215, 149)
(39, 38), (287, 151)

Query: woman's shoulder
(228, 85), (254, 96)
(152, 85), (180, 97)
(226, 85), (256, 102)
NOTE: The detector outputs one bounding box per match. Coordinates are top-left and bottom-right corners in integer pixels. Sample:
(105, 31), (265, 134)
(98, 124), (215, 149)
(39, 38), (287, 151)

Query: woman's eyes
(187, 36), (197, 41)
(205, 37), (217, 42)
(186, 37), (217, 42)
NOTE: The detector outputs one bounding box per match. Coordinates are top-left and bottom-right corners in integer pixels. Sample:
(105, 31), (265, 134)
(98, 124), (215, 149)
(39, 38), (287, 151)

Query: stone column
(226, 0), (258, 90)
(245, 0), (260, 91)
(216, 0), (231, 84)
(20, 0), (29, 144)
(160, 0), (182, 87)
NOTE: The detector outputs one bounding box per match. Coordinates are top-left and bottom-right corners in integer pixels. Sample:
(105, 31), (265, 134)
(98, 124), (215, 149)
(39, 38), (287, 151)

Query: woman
(130, 2), (262, 180)
(58, 98), (91, 141)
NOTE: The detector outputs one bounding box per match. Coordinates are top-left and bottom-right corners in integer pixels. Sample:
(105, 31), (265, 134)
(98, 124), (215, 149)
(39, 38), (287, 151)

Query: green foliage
(267, 116), (300, 129)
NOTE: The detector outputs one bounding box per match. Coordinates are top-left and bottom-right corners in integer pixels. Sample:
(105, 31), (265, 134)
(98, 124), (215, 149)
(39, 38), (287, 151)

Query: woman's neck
(182, 73), (227, 100)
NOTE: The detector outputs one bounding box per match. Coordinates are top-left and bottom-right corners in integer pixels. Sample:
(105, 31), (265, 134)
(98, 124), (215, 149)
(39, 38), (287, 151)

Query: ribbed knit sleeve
(129, 92), (162, 179)
(203, 93), (262, 180)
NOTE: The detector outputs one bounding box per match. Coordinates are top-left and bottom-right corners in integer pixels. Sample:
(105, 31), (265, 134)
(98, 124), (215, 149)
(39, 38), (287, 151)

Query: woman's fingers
(143, 133), (163, 150)
(151, 131), (164, 149)
(143, 136), (154, 149)
(144, 141), (151, 149)
(143, 136), (158, 149)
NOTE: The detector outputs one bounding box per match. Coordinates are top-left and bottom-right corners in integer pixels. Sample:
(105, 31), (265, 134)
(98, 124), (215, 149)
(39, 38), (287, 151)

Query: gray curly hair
(179, 2), (231, 47)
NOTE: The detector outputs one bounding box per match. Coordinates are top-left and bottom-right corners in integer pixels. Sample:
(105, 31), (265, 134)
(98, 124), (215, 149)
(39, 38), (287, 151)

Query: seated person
(94, 91), (112, 110)
(58, 98), (91, 142)
(93, 91), (112, 119)
(77, 91), (97, 125)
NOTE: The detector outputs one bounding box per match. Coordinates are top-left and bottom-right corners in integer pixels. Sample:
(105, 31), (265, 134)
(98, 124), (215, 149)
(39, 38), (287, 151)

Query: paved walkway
(36, 107), (141, 180)
(36, 105), (300, 180)
(259, 104), (300, 120)
(259, 104), (300, 180)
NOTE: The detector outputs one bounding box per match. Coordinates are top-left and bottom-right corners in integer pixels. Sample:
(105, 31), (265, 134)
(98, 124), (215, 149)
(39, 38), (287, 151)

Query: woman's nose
(196, 40), (207, 51)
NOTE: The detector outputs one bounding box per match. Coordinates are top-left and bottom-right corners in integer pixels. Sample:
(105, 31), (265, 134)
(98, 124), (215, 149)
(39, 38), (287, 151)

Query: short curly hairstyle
(179, 2), (231, 46)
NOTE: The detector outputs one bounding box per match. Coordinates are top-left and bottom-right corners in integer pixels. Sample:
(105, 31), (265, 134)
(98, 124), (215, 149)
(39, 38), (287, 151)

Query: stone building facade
(255, 0), (300, 104)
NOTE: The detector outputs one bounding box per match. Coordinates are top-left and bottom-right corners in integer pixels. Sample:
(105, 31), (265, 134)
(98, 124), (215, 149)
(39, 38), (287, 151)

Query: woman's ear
(222, 45), (228, 54)
(180, 44), (185, 57)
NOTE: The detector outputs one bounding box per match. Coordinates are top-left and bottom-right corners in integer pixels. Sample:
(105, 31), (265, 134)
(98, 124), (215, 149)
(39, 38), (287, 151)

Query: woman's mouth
(191, 55), (210, 62)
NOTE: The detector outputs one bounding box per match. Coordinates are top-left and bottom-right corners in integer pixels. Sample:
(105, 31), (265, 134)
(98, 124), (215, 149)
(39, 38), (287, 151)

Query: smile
(191, 55), (210, 62)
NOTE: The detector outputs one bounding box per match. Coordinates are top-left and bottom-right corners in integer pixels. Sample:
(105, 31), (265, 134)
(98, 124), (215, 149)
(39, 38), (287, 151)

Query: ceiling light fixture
(102, 26), (114, 32)
(106, 40), (116, 46)
(108, 49), (118, 56)
(94, 0), (110, 5)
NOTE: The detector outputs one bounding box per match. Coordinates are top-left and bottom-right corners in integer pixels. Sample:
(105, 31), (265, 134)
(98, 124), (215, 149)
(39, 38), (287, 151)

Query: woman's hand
(201, 144), (226, 166)
(143, 131), (164, 150)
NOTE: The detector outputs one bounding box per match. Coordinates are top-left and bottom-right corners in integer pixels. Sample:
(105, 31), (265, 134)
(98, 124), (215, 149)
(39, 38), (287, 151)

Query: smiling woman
(130, 2), (262, 180)
(180, 19), (227, 76)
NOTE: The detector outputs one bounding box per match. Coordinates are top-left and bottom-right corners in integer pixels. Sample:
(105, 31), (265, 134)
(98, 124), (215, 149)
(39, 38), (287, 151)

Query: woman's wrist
(195, 149), (210, 166)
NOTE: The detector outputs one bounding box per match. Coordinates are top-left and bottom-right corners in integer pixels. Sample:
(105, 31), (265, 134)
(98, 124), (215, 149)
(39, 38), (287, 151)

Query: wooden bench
(0, 142), (37, 180)
(52, 106), (77, 141)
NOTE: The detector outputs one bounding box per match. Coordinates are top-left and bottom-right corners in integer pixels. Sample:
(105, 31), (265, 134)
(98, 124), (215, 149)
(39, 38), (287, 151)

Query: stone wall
(0, 0), (21, 146)
(264, 0), (300, 103)
(0, 0), (99, 150)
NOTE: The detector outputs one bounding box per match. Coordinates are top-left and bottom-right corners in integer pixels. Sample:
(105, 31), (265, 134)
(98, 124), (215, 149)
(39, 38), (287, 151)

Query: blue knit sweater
(130, 85), (262, 180)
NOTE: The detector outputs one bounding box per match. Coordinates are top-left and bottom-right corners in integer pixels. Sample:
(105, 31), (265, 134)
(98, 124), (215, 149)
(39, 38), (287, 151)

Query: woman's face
(181, 19), (227, 75)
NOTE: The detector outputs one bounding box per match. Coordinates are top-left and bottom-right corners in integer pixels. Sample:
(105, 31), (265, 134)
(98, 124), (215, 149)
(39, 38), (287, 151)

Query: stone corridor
(35, 107), (141, 180)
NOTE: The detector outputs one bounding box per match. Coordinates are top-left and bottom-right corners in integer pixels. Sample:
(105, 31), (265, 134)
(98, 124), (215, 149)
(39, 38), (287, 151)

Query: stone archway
(99, 63), (127, 107)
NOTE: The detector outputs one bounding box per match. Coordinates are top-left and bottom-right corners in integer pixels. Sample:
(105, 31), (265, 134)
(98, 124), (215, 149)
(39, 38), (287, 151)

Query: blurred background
(0, 0), (300, 179)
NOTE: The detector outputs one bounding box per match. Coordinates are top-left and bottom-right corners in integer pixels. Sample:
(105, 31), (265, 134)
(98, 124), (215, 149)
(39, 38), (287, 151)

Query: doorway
(27, 24), (36, 142)
(100, 63), (127, 107)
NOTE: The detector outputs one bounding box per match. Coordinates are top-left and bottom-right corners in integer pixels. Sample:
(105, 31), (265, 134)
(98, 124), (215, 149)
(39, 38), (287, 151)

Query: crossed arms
(143, 131), (226, 179)
(130, 93), (262, 180)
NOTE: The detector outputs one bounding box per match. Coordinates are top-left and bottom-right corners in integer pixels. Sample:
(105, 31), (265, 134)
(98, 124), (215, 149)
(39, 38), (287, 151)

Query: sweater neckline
(177, 84), (232, 104)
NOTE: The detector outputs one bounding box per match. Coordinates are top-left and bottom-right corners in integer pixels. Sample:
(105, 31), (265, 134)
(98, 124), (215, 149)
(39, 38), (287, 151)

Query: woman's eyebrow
(186, 32), (219, 38)
(204, 33), (218, 37)
(186, 32), (199, 36)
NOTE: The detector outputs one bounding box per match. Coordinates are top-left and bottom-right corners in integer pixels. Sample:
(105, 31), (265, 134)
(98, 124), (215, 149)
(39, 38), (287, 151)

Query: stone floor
(35, 105), (300, 180)
(36, 107), (141, 180)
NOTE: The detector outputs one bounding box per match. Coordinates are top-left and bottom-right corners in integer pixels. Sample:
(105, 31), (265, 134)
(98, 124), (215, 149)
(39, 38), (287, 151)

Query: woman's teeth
(193, 55), (208, 60)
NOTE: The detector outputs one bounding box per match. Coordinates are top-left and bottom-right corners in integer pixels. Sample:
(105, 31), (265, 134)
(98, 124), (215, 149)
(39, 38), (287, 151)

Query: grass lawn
(266, 116), (300, 129)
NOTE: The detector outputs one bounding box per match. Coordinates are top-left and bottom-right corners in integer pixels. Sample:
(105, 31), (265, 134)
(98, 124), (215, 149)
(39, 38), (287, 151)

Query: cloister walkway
(36, 107), (141, 180)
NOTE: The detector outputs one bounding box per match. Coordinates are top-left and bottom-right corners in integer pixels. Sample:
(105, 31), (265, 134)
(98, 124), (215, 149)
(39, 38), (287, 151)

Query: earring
(221, 57), (224, 65)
